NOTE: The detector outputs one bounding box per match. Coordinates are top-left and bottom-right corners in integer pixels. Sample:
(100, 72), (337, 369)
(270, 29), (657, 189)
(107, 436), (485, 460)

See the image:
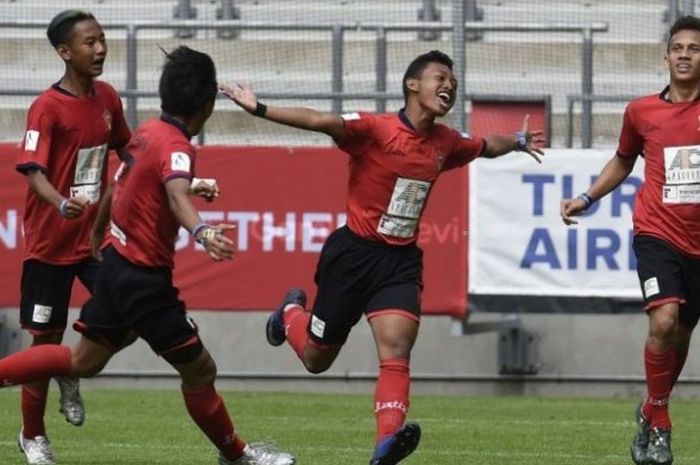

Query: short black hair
(402, 50), (454, 101)
(46, 9), (96, 48)
(159, 46), (217, 118)
(667, 15), (700, 49)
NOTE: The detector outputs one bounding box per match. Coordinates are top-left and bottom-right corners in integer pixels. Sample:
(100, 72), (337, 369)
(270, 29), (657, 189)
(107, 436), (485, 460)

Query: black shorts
(20, 258), (100, 334)
(75, 246), (201, 362)
(309, 226), (423, 345)
(633, 234), (700, 327)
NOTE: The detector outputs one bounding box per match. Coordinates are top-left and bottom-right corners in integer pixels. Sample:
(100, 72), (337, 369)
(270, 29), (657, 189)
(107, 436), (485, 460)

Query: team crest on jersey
(103, 110), (112, 131)
(436, 152), (446, 171)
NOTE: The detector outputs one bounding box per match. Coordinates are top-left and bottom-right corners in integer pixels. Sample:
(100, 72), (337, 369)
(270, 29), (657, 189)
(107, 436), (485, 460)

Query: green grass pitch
(1, 389), (700, 464)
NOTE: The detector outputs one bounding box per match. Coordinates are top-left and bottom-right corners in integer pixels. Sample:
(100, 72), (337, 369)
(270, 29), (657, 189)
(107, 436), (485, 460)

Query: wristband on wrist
(578, 193), (594, 210)
(514, 131), (528, 151)
(252, 102), (267, 118)
(191, 222), (210, 243)
(58, 198), (69, 217)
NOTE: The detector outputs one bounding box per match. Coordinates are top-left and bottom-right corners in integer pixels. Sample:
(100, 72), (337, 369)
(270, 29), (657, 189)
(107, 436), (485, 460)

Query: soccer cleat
(646, 427), (673, 465)
(369, 422), (421, 465)
(630, 402), (650, 465)
(57, 376), (85, 426)
(219, 443), (296, 465)
(266, 288), (306, 347)
(18, 430), (55, 465)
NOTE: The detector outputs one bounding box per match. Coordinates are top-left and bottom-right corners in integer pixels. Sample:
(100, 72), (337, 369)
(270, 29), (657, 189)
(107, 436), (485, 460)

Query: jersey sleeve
(16, 98), (56, 175)
(335, 112), (376, 155)
(442, 128), (487, 171)
(616, 104), (642, 158)
(160, 142), (195, 183)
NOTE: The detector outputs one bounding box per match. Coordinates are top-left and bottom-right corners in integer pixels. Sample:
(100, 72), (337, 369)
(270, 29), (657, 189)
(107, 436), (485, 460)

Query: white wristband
(58, 198), (69, 217)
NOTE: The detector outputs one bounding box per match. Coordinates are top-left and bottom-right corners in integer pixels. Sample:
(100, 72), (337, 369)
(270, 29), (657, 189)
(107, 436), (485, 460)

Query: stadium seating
(0, 1), (675, 146)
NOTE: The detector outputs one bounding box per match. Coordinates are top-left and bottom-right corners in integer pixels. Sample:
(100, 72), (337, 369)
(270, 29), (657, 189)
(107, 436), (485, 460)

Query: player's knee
(650, 313), (677, 339)
(32, 332), (63, 346)
(71, 351), (106, 378)
(302, 357), (332, 374)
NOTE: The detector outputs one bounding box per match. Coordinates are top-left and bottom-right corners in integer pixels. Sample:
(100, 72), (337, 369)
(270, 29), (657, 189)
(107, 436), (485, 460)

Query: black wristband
(578, 193), (594, 210)
(253, 102), (267, 117)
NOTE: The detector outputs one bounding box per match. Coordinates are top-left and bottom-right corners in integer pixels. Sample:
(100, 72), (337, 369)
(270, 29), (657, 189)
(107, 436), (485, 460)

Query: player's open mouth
(437, 92), (452, 107)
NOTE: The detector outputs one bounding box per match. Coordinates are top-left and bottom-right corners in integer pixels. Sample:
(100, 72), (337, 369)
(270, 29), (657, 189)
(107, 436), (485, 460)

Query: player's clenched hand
(560, 198), (588, 225)
(197, 224), (237, 261)
(190, 178), (220, 202)
(519, 115), (546, 164)
(60, 196), (90, 219)
(218, 81), (257, 113)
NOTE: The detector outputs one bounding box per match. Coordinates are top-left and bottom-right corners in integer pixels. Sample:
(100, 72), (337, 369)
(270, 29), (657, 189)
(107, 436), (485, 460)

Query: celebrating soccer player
(560, 16), (700, 465)
(14, 10), (131, 465)
(1, 46), (295, 465)
(220, 50), (545, 465)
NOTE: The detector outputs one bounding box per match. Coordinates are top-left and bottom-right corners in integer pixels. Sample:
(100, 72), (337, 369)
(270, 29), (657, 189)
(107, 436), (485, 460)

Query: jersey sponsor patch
(310, 314), (326, 338)
(377, 178), (431, 238)
(24, 130), (39, 151)
(171, 152), (192, 172)
(341, 112), (361, 121)
(644, 277), (660, 299)
(70, 183), (101, 204)
(32, 304), (52, 324)
(74, 144), (108, 185)
(662, 145), (700, 203)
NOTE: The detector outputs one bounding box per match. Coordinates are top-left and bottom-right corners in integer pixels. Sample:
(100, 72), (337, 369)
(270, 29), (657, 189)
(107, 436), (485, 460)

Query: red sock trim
(374, 358), (410, 442)
(284, 308), (311, 360)
(182, 384), (246, 460)
(644, 345), (674, 429)
(21, 384), (49, 438)
(0, 345), (72, 387)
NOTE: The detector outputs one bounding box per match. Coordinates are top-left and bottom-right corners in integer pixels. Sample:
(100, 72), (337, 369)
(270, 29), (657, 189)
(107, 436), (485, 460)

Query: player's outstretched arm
(560, 153), (637, 225)
(25, 169), (89, 219)
(219, 81), (345, 140)
(166, 178), (235, 261)
(482, 115), (546, 163)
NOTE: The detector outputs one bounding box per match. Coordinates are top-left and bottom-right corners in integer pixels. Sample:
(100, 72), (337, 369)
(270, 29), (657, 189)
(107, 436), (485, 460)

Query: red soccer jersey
(617, 88), (700, 257)
(109, 117), (195, 268)
(335, 110), (485, 245)
(16, 81), (131, 264)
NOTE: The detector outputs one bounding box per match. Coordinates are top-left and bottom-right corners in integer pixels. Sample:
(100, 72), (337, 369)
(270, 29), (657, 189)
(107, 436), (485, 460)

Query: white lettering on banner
(263, 212), (296, 252)
(469, 149), (646, 298)
(175, 211), (348, 253)
(0, 209), (18, 249)
(174, 210), (463, 254)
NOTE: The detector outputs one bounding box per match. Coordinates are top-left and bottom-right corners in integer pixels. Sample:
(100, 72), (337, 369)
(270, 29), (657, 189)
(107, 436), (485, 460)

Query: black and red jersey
(617, 87), (700, 257)
(335, 110), (485, 245)
(16, 81), (131, 264)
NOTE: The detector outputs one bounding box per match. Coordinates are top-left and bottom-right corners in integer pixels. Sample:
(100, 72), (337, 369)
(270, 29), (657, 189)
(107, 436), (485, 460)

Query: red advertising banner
(0, 144), (468, 318)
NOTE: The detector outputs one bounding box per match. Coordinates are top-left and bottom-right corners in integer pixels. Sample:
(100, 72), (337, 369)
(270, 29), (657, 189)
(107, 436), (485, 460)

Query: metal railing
(0, 19), (607, 145)
(565, 94), (636, 148)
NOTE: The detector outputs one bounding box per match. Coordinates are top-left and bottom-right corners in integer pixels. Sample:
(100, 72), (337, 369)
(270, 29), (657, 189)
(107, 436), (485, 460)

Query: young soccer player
(560, 16), (700, 465)
(0, 46), (294, 465)
(14, 10), (131, 465)
(220, 49), (545, 465)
